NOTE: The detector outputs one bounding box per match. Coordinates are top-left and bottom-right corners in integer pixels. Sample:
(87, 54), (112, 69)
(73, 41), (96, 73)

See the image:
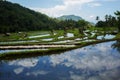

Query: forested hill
(57, 15), (83, 21)
(0, 1), (57, 33)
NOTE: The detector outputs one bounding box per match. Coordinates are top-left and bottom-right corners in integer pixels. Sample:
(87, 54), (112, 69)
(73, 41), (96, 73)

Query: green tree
(105, 15), (108, 22)
(0, 1), (58, 33)
(77, 20), (88, 29)
(111, 16), (117, 27)
(96, 16), (99, 21)
(95, 21), (105, 27)
(115, 11), (120, 32)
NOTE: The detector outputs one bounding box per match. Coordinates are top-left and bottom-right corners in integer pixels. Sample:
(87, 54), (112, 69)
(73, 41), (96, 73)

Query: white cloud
(89, 15), (96, 20)
(30, 0), (118, 22)
(90, 15), (94, 17)
(31, 0), (95, 17)
(88, 3), (102, 7)
(101, 0), (117, 1)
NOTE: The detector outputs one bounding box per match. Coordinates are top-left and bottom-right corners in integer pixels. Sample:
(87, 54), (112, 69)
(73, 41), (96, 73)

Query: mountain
(57, 15), (83, 21)
(0, 1), (57, 33)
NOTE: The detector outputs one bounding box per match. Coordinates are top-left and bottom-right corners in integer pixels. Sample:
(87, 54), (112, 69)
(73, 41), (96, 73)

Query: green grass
(115, 33), (120, 38)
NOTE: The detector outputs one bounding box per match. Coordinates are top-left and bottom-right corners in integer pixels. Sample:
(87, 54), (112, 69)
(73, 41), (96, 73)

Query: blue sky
(8, 0), (120, 22)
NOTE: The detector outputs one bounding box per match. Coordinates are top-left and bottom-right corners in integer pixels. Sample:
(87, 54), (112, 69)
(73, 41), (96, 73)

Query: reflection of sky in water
(0, 49), (48, 54)
(58, 36), (64, 39)
(0, 41), (120, 80)
(67, 33), (74, 37)
(0, 40), (39, 44)
(97, 34), (115, 40)
(52, 40), (74, 43)
(42, 38), (53, 41)
(28, 34), (50, 39)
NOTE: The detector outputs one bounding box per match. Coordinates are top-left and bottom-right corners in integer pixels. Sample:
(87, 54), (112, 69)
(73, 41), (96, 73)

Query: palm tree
(96, 16), (99, 21)
(105, 15), (108, 22)
(114, 11), (120, 32)
(115, 11), (120, 16)
(111, 16), (117, 27)
(108, 15), (112, 27)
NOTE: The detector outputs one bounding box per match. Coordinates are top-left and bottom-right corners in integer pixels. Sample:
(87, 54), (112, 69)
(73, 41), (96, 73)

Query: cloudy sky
(8, 0), (120, 22)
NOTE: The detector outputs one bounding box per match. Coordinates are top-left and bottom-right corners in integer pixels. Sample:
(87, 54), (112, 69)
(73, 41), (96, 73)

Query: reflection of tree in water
(112, 40), (120, 53)
(30, 58), (38, 65)
(0, 60), (5, 77)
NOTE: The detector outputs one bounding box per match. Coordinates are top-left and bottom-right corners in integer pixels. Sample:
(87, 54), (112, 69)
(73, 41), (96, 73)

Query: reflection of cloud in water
(9, 58), (39, 68)
(50, 41), (120, 71)
(26, 70), (49, 76)
(8, 58), (39, 75)
(70, 68), (120, 80)
(14, 67), (24, 74)
(99, 68), (120, 80)
(70, 74), (85, 80)
(49, 41), (120, 79)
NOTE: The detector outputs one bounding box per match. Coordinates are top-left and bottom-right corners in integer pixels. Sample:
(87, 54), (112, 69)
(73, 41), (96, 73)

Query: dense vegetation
(0, 1), (91, 33)
(0, 1), (57, 33)
(96, 11), (120, 32)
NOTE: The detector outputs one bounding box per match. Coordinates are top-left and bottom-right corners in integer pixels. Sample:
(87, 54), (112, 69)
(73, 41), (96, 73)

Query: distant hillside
(57, 15), (83, 21)
(0, 1), (92, 33)
(0, 1), (57, 33)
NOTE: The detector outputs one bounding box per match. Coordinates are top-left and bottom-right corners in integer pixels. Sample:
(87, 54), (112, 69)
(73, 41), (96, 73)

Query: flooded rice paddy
(0, 41), (120, 80)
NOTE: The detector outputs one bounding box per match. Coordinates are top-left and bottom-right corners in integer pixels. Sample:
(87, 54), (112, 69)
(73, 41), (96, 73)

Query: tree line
(96, 11), (120, 32)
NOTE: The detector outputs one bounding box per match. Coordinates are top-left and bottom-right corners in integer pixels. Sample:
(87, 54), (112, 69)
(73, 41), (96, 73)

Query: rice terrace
(0, 0), (120, 80)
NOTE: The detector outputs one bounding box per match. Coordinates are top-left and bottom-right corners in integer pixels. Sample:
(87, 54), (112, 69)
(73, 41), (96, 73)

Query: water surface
(28, 34), (50, 39)
(0, 41), (120, 80)
(97, 34), (115, 40)
(67, 33), (74, 37)
(0, 49), (48, 54)
(0, 40), (39, 44)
